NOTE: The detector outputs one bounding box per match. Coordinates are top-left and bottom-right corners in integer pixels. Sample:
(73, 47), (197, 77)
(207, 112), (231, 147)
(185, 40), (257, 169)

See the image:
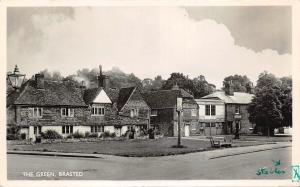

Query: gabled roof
(84, 87), (119, 105)
(8, 79), (87, 107)
(202, 91), (254, 104)
(117, 86), (136, 111)
(83, 87), (102, 104)
(142, 89), (194, 109)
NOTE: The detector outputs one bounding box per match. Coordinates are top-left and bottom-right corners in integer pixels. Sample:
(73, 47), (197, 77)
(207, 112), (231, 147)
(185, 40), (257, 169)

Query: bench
(208, 136), (232, 148)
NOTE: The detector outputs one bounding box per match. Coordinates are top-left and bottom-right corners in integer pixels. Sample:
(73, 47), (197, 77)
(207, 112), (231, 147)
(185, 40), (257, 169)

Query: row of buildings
(7, 66), (255, 140)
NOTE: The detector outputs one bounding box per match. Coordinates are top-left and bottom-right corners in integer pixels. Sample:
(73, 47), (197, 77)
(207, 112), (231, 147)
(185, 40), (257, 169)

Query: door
(184, 124), (190, 137)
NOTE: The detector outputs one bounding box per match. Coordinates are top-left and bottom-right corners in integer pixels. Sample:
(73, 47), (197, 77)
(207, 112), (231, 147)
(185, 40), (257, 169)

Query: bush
(66, 134), (73, 139)
(41, 130), (62, 139)
(73, 131), (84, 139)
(110, 132), (116, 138)
(101, 131), (116, 138)
(84, 131), (90, 138)
(20, 133), (26, 140)
(102, 131), (111, 138)
(88, 133), (98, 138)
(7, 134), (18, 140)
(35, 136), (42, 143)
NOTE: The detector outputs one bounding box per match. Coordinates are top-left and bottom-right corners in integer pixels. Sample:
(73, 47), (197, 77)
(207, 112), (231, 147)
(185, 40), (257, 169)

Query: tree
(248, 72), (292, 136)
(223, 75), (252, 93)
(192, 75), (215, 98)
(162, 73), (194, 94)
(162, 73), (215, 98)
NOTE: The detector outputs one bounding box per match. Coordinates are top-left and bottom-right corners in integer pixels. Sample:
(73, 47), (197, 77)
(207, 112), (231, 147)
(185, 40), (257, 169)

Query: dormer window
(92, 106), (105, 116)
(130, 108), (139, 118)
(61, 108), (74, 117)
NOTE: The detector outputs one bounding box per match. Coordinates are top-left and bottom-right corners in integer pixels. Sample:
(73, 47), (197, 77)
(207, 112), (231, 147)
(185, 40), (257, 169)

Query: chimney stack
(80, 81), (86, 90)
(171, 82), (180, 90)
(246, 82), (254, 94)
(224, 80), (234, 96)
(97, 65), (110, 91)
(35, 74), (45, 89)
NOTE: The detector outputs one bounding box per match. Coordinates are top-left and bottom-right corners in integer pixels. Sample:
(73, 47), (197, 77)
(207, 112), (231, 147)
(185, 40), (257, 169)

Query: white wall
(121, 126), (128, 135)
(104, 126), (115, 133)
(198, 104), (225, 120)
(73, 126), (90, 135)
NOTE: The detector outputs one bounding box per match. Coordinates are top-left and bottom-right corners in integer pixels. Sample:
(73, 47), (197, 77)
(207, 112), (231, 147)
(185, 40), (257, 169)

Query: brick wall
(119, 89), (150, 125)
(226, 104), (254, 134)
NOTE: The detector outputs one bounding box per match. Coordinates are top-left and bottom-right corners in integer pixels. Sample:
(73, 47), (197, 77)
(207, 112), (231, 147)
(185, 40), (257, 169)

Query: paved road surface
(7, 147), (291, 180)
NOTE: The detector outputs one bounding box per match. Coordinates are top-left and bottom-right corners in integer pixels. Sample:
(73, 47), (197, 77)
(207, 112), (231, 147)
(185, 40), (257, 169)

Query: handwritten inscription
(256, 160), (286, 176)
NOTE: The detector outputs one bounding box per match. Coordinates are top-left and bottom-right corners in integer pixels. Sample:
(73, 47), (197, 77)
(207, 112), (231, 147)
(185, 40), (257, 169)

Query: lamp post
(7, 65), (25, 91)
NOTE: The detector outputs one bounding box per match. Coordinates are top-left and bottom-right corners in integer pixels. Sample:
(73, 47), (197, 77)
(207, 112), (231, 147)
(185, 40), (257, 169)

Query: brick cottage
(7, 66), (150, 140)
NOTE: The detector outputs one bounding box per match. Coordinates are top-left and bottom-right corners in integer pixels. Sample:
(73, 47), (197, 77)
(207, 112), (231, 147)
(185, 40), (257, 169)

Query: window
(28, 107), (43, 118)
(61, 108), (74, 117)
(191, 109), (197, 117)
(91, 126), (104, 133)
(130, 108), (139, 118)
(235, 106), (240, 114)
(34, 126), (42, 135)
(205, 105), (216, 116)
(211, 105), (216, 116)
(150, 110), (158, 116)
(210, 123), (216, 127)
(62, 126), (73, 134)
(91, 106), (105, 116)
(205, 123), (210, 127)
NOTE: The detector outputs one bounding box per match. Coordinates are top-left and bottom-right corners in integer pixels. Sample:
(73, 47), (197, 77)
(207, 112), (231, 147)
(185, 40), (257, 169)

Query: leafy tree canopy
(248, 72), (292, 136)
(223, 74), (252, 93)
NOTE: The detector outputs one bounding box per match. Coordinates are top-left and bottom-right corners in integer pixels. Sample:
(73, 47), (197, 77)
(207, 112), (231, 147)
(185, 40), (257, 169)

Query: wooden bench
(208, 136), (232, 148)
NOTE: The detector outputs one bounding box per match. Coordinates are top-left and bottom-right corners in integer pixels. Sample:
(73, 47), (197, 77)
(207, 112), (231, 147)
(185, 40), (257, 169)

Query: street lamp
(7, 65), (25, 90)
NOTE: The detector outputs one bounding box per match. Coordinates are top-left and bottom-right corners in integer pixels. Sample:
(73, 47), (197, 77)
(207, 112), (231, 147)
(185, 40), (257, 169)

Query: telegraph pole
(177, 110), (181, 147)
(176, 97), (183, 147)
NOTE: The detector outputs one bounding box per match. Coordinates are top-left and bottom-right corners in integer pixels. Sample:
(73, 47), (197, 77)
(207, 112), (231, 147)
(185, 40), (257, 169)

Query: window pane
(205, 123), (210, 127)
(34, 126), (37, 134)
(205, 105), (210, 115)
(211, 123), (216, 127)
(62, 126), (65, 134)
(211, 105), (216, 115)
(66, 126), (69, 133)
(70, 126), (73, 133)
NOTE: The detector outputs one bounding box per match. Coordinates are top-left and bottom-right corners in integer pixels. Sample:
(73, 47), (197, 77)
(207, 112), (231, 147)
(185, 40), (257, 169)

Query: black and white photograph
(1, 0), (300, 186)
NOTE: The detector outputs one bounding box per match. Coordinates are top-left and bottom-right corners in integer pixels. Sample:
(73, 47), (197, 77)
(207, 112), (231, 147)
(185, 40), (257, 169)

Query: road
(7, 146), (291, 180)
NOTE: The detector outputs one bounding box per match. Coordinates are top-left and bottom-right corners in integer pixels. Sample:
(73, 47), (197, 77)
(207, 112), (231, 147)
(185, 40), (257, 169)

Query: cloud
(7, 7), (291, 88)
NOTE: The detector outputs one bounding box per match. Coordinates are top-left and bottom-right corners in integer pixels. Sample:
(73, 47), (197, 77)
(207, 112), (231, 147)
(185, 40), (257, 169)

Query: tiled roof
(117, 86), (136, 111)
(142, 89), (194, 109)
(83, 87), (102, 104)
(8, 80), (87, 106)
(202, 91), (254, 104)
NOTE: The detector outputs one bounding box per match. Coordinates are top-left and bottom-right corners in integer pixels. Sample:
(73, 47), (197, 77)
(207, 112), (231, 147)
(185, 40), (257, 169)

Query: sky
(7, 6), (292, 89)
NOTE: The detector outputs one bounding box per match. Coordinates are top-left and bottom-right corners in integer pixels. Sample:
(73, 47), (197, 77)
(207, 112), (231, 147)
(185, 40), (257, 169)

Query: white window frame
(205, 105), (216, 116)
(191, 109), (197, 117)
(61, 108), (75, 117)
(235, 106), (240, 114)
(91, 126), (104, 133)
(91, 106), (105, 116)
(130, 108), (139, 118)
(28, 107), (43, 118)
(62, 125), (73, 134)
(150, 109), (158, 116)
